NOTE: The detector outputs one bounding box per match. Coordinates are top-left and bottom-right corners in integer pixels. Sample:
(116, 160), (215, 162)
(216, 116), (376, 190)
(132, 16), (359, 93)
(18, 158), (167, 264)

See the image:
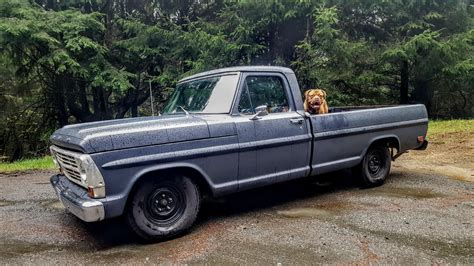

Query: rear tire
(355, 146), (391, 187)
(126, 175), (200, 241)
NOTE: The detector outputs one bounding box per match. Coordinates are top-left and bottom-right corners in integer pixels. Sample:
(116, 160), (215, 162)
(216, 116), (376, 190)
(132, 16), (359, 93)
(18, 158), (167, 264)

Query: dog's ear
(304, 90), (310, 99)
(321, 89), (327, 99)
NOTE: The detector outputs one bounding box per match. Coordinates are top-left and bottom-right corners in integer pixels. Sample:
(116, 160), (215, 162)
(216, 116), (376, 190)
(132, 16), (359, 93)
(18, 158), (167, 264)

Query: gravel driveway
(1, 155), (473, 265)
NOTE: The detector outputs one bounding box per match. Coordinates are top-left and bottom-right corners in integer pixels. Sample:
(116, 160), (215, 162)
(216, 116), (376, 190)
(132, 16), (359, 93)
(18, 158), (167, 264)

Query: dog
(304, 89), (328, 114)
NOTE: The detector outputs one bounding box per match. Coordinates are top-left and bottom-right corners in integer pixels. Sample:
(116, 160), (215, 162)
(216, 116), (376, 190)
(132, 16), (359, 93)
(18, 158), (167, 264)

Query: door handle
(290, 118), (304, 124)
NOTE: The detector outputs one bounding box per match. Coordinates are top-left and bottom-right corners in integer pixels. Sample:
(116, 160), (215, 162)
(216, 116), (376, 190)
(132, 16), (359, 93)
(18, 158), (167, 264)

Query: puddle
(41, 200), (65, 210)
(370, 187), (444, 199)
(449, 173), (474, 182)
(0, 200), (15, 207)
(277, 208), (332, 218)
(191, 238), (336, 265)
(397, 163), (474, 183)
(341, 223), (474, 259)
(459, 201), (474, 209)
(276, 201), (352, 219)
(89, 247), (142, 263)
(439, 166), (473, 182)
(0, 240), (62, 259)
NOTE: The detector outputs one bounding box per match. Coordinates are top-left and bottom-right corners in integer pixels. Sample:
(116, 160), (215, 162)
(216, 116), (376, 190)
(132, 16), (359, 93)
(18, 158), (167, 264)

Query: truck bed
(309, 104), (428, 175)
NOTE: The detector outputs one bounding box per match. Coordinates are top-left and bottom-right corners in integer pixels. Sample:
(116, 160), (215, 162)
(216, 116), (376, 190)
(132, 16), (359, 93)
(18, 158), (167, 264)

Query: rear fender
(359, 135), (401, 163)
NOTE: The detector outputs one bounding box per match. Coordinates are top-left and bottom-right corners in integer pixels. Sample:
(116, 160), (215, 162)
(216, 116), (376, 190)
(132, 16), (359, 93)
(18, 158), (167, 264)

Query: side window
(238, 76), (289, 114)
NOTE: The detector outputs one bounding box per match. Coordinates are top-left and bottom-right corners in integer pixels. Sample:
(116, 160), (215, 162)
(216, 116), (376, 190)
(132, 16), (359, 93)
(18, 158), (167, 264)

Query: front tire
(356, 146), (391, 187)
(126, 175), (200, 241)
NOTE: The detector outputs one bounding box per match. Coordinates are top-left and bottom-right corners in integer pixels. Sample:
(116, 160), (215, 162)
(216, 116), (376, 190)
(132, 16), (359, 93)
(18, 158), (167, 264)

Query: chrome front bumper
(50, 174), (105, 222)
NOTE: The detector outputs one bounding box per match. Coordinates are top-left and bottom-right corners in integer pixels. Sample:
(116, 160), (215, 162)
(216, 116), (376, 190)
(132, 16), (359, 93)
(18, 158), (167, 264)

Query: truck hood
(50, 114), (236, 153)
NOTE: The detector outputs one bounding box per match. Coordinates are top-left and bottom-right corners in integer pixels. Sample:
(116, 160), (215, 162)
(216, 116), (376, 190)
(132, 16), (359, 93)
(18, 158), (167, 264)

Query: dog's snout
(311, 97), (321, 105)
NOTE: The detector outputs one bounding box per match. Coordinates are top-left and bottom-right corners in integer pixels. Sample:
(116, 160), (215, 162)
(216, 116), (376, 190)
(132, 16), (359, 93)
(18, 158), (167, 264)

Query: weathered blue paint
(50, 66), (429, 220)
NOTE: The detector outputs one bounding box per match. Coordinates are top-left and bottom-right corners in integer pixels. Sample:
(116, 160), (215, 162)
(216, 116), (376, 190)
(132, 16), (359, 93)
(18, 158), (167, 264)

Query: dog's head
(305, 89), (327, 114)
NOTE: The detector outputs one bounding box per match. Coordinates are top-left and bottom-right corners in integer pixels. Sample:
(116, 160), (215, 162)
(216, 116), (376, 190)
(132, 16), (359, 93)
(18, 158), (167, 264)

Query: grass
(428, 119), (474, 136)
(0, 156), (55, 174)
(0, 120), (472, 174)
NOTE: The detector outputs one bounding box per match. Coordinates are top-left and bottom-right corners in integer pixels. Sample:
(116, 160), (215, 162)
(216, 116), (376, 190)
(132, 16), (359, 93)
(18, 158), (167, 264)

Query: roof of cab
(178, 66), (294, 83)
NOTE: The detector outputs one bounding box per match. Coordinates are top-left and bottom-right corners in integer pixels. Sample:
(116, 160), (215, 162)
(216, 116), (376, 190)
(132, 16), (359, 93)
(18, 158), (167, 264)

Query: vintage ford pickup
(50, 66), (428, 240)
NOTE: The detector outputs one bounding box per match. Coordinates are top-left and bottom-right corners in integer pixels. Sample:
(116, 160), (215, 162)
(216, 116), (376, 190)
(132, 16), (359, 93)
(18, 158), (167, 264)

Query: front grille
(50, 146), (84, 187)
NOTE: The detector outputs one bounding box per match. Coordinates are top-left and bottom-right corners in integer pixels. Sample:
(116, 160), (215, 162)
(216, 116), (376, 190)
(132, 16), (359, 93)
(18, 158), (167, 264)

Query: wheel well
(368, 137), (400, 155)
(126, 167), (213, 208)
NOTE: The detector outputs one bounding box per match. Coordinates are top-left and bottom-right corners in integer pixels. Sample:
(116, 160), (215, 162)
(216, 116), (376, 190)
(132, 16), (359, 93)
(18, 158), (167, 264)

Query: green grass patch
(0, 156), (55, 173)
(428, 119), (474, 136)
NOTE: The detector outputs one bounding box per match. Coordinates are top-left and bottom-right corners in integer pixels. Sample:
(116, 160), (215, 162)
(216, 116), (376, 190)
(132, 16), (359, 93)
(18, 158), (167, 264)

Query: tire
(355, 145), (391, 187)
(126, 175), (200, 241)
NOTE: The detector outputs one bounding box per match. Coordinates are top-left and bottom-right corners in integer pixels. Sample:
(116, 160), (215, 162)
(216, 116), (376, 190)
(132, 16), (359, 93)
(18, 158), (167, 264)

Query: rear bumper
(50, 174), (105, 222)
(414, 140), (428, 150)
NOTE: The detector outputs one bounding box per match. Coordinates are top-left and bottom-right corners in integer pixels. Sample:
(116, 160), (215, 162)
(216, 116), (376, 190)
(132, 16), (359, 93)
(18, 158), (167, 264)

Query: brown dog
(304, 89), (329, 114)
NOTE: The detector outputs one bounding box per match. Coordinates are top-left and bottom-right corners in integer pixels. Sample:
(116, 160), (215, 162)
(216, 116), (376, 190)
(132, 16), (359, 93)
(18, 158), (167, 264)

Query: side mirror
(250, 105), (268, 120)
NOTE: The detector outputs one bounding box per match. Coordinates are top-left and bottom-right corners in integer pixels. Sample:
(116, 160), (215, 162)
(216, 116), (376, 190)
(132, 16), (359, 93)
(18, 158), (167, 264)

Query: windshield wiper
(178, 106), (190, 116)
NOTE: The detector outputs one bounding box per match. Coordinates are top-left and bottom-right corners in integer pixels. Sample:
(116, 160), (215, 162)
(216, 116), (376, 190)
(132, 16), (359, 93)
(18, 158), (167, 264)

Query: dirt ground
(1, 130), (473, 264)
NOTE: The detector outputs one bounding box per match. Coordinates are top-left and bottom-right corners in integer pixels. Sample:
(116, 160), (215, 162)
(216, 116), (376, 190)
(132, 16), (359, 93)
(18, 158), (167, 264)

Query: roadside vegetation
(0, 156), (54, 174)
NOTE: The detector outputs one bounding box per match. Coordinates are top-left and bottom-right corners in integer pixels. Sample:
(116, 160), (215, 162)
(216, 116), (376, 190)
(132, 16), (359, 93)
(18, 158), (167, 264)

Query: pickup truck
(49, 66), (428, 241)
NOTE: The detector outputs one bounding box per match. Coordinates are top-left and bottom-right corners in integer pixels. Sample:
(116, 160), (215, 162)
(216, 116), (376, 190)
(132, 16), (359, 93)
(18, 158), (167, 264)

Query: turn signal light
(87, 186), (106, 198)
(417, 136), (424, 143)
(87, 186), (95, 198)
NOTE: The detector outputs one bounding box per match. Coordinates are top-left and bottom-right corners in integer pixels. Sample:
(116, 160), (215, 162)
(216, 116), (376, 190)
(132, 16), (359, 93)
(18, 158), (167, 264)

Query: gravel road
(1, 156), (473, 264)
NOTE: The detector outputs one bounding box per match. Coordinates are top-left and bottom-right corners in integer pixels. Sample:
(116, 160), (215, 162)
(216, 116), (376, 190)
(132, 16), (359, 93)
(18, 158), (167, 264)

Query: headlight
(78, 156), (88, 184)
(78, 155), (106, 198)
(49, 147), (60, 168)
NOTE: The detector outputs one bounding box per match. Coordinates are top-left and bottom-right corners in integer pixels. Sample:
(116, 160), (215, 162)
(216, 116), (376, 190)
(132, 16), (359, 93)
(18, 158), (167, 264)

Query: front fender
(102, 162), (236, 219)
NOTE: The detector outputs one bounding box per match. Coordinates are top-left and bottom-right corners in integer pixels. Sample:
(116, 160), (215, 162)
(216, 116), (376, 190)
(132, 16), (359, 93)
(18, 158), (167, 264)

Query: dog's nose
(312, 98), (321, 104)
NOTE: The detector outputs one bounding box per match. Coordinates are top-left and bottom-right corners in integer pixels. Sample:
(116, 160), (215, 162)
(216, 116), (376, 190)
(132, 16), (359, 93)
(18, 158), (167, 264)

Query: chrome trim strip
(313, 118), (428, 140)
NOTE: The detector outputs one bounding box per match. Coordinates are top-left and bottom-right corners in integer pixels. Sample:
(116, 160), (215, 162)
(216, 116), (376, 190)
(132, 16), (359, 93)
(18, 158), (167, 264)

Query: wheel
(126, 175), (200, 241)
(355, 145), (391, 187)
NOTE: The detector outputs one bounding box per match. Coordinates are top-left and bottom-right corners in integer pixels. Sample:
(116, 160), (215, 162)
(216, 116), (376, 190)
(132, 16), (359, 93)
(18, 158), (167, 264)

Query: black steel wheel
(356, 145), (391, 187)
(144, 185), (185, 226)
(126, 175), (200, 241)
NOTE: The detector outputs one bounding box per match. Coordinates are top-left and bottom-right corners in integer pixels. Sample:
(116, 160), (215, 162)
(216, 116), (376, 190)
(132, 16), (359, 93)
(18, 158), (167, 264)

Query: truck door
(234, 73), (311, 191)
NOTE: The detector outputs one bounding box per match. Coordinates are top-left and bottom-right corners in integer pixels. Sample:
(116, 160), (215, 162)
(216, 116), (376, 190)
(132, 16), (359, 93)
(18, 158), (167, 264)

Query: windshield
(163, 74), (239, 114)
